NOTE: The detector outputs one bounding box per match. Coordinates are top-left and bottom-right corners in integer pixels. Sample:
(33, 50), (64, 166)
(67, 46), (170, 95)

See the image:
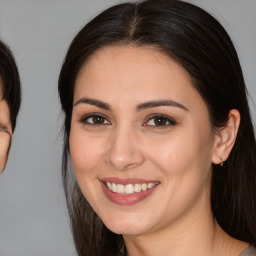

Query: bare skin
(124, 212), (248, 256)
(0, 80), (12, 172)
(70, 45), (248, 255)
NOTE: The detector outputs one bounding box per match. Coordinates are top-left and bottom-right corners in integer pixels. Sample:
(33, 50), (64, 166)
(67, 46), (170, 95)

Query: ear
(212, 109), (240, 165)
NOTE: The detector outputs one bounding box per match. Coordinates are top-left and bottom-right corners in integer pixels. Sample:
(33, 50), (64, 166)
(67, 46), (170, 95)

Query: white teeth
(141, 183), (147, 191)
(125, 184), (134, 194)
(148, 183), (154, 189)
(117, 184), (125, 194)
(105, 181), (158, 194)
(134, 184), (142, 193)
(112, 183), (117, 193)
(106, 182), (112, 190)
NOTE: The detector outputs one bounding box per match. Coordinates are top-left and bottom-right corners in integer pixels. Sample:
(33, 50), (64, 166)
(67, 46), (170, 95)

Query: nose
(105, 126), (145, 171)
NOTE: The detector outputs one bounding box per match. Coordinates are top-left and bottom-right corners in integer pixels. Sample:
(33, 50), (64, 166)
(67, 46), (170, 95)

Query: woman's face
(0, 81), (12, 172)
(70, 46), (219, 236)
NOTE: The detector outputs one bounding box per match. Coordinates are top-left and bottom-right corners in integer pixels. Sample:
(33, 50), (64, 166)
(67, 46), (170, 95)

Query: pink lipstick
(99, 178), (160, 205)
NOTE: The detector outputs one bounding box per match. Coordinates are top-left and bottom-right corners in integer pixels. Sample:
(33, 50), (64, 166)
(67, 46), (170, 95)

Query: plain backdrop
(0, 0), (255, 255)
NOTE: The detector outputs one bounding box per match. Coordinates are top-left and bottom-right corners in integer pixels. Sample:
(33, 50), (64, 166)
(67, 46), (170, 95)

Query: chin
(100, 211), (153, 236)
(105, 223), (147, 236)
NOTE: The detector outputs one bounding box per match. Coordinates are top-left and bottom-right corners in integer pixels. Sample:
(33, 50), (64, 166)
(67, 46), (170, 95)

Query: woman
(58, 0), (256, 255)
(0, 40), (21, 172)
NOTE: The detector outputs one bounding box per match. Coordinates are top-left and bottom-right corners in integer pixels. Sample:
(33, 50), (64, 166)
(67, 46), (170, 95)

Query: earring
(220, 157), (224, 167)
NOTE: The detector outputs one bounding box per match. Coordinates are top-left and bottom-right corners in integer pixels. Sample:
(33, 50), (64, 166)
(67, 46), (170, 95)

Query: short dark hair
(0, 40), (21, 130)
(58, 0), (256, 255)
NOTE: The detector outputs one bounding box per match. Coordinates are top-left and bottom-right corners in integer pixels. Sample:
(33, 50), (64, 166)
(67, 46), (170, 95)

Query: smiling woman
(0, 40), (21, 172)
(58, 0), (256, 255)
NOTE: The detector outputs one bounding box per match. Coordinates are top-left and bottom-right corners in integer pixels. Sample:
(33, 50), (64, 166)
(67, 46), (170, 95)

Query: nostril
(104, 133), (145, 171)
(123, 162), (140, 170)
(104, 150), (145, 171)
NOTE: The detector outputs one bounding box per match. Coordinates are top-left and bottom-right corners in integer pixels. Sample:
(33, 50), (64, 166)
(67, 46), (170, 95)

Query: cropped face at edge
(0, 79), (12, 172)
(69, 46), (224, 236)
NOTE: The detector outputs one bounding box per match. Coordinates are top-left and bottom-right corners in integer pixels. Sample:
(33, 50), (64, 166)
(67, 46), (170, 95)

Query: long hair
(0, 40), (21, 131)
(58, 0), (256, 255)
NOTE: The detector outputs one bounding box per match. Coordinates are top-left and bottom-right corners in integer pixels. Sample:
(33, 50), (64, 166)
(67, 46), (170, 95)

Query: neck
(123, 192), (248, 256)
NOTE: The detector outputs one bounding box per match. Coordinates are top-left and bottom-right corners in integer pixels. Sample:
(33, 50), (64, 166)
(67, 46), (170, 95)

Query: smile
(100, 178), (160, 205)
(106, 182), (158, 194)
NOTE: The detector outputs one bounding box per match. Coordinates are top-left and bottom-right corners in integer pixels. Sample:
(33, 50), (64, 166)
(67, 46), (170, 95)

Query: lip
(99, 177), (160, 205)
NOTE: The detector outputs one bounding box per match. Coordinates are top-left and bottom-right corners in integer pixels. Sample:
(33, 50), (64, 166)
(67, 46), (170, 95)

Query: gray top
(240, 245), (256, 256)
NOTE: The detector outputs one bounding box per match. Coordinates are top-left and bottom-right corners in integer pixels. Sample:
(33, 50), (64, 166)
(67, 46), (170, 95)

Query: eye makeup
(143, 114), (177, 128)
(79, 113), (111, 126)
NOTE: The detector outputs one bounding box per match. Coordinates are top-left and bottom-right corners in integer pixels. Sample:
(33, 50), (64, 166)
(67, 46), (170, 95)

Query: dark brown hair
(0, 40), (21, 130)
(58, 1), (256, 255)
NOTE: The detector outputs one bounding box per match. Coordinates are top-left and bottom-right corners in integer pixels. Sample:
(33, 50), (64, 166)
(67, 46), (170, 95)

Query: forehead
(75, 46), (192, 94)
(0, 76), (10, 113)
(77, 45), (191, 81)
(74, 45), (205, 111)
(0, 99), (10, 122)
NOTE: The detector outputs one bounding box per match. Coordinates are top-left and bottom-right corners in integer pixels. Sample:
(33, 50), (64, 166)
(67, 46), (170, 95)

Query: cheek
(145, 128), (214, 178)
(0, 133), (11, 171)
(69, 129), (103, 174)
(143, 131), (214, 222)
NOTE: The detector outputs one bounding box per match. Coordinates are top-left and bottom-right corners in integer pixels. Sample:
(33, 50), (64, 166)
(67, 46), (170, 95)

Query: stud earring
(220, 157), (224, 167)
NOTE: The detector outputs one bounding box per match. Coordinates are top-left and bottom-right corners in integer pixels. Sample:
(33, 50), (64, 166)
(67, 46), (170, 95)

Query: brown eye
(153, 117), (168, 126)
(145, 115), (176, 127)
(80, 114), (110, 125)
(92, 116), (105, 124)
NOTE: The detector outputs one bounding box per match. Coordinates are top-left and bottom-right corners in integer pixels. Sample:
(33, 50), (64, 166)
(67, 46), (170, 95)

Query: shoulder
(240, 245), (256, 256)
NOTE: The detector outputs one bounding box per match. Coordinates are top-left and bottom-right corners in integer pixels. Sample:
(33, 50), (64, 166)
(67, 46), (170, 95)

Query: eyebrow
(74, 98), (112, 111)
(136, 99), (188, 112)
(74, 97), (188, 112)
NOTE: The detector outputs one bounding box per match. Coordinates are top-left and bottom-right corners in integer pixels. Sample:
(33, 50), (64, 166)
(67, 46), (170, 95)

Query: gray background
(0, 0), (255, 255)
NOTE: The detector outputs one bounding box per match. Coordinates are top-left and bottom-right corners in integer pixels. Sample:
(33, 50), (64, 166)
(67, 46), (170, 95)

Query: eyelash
(79, 113), (111, 126)
(143, 114), (176, 128)
(0, 126), (11, 135)
(79, 113), (176, 128)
